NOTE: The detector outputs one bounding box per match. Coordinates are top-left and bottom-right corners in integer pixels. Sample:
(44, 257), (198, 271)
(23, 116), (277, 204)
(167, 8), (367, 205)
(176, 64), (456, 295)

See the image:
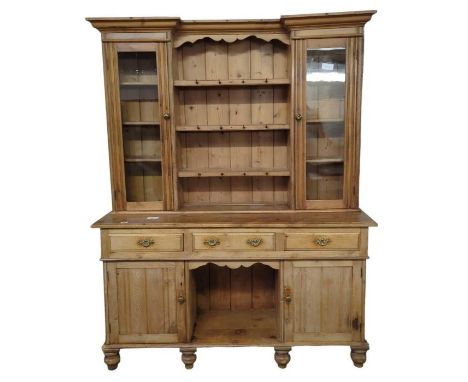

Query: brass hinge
(352, 318), (360, 331)
(361, 268), (363, 278)
(108, 321), (111, 334)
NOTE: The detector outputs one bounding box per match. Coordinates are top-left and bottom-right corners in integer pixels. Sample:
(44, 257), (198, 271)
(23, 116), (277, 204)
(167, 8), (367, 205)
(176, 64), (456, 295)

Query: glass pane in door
(118, 51), (162, 202)
(305, 48), (346, 200)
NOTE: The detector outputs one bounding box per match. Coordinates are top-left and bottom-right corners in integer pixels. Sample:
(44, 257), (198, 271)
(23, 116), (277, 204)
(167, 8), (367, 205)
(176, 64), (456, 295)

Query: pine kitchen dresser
(88, 10), (377, 370)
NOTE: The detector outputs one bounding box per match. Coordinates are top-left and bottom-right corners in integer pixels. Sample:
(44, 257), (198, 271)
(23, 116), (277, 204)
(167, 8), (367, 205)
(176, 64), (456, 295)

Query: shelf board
(122, 121), (160, 126)
(124, 157), (161, 163)
(176, 124), (289, 132)
(191, 309), (277, 345)
(307, 118), (344, 123)
(306, 158), (344, 164)
(178, 168), (290, 178)
(120, 80), (158, 86)
(307, 175), (343, 181)
(174, 78), (290, 87)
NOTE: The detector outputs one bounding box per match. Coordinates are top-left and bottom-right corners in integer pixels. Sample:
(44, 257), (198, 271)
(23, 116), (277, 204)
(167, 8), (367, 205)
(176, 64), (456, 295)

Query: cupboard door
(283, 260), (363, 343)
(106, 262), (186, 344)
(104, 42), (172, 210)
(295, 38), (362, 209)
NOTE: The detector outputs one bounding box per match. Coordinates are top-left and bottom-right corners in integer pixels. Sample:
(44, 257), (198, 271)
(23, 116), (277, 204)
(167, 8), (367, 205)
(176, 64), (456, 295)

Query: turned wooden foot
(103, 349), (120, 370)
(350, 342), (369, 368)
(274, 346), (291, 369)
(180, 348), (197, 369)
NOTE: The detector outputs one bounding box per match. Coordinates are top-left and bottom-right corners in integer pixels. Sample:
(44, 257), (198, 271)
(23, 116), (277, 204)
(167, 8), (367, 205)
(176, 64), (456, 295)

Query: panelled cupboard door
(106, 262), (186, 344)
(294, 37), (362, 209)
(283, 260), (363, 343)
(104, 42), (173, 211)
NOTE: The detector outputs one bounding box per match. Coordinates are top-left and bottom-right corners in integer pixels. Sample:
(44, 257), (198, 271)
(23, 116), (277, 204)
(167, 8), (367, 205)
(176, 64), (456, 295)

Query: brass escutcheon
(137, 238), (155, 248)
(314, 237), (331, 247)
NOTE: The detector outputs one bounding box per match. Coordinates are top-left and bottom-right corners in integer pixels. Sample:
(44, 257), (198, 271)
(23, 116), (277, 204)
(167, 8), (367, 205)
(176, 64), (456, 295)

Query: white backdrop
(1, 0), (467, 380)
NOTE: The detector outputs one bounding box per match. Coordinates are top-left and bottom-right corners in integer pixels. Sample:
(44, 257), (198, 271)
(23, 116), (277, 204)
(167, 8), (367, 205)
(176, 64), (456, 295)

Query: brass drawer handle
(246, 238), (264, 247)
(137, 238), (155, 248)
(177, 295), (186, 304)
(314, 237), (331, 247)
(203, 238), (221, 247)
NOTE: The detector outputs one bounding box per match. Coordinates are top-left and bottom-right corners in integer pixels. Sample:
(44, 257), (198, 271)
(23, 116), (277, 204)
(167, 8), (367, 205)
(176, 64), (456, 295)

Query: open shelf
(189, 263), (280, 345)
(178, 168), (290, 178)
(176, 124), (289, 132)
(174, 79), (290, 87)
(174, 36), (291, 210)
(192, 309), (277, 345)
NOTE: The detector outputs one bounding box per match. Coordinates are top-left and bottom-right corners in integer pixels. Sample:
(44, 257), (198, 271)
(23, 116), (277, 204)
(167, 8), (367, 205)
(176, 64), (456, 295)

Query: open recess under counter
(88, 10), (377, 370)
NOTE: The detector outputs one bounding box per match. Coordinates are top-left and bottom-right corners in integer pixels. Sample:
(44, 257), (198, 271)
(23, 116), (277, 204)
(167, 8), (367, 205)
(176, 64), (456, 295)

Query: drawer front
(285, 232), (360, 250)
(192, 233), (275, 251)
(110, 233), (183, 252)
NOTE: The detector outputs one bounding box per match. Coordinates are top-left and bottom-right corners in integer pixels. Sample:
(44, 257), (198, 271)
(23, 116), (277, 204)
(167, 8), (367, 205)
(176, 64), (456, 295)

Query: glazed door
(106, 262), (186, 344)
(104, 42), (172, 210)
(283, 260), (364, 343)
(294, 38), (362, 209)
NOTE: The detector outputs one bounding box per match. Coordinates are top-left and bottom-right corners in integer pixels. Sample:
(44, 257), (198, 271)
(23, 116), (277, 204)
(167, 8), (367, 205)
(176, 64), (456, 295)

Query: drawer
(285, 232), (360, 250)
(192, 233), (275, 251)
(109, 233), (184, 252)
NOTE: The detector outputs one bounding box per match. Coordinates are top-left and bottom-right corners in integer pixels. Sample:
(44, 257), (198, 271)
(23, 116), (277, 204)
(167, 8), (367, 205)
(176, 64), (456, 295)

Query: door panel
(106, 42), (172, 211)
(284, 260), (363, 343)
(294, 37), (362, 209)
(106, 262), (186, 344)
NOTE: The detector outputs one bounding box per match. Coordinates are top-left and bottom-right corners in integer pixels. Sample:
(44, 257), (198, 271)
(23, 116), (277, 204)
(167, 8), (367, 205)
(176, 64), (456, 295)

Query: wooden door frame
(293, 37), (363, 209)
(102, 41), (174, 211)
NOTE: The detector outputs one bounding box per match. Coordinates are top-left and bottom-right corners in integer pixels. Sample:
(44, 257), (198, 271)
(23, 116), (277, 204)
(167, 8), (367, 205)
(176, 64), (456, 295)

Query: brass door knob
(177, 295), (186, 304)
(284, 296), (292, 303)
(295, 113), (303, 121)
(163, 112), (171, 120)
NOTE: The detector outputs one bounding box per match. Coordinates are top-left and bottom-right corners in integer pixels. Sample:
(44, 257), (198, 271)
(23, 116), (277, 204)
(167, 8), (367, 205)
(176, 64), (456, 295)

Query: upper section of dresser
(88, 11), (376, 213)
